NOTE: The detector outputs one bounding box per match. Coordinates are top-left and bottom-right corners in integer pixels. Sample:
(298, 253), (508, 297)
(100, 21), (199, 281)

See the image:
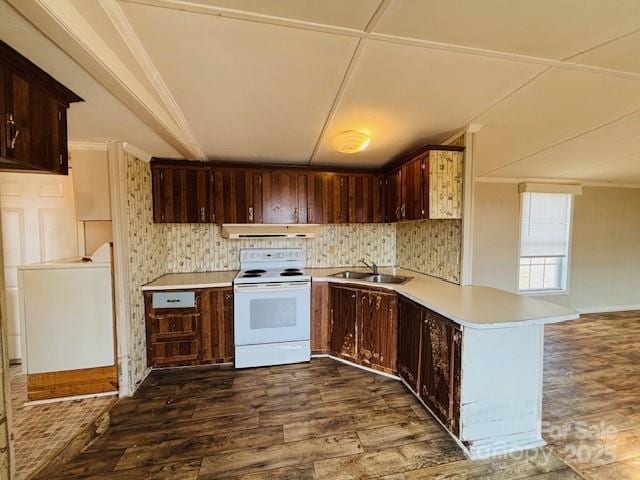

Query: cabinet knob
(248, 206), (254, 222)
(200, 206), (205, 222)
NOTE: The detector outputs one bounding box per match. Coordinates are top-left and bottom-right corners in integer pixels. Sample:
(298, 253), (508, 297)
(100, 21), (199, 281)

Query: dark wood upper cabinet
(329, 284), (358, 362)
(149, 144), (462, 225)
(262, 171), (307, 224)
(152, 166), (215, 223)
(307, 172), (330, 224)
(357, 288), (398, 373)
(348, 174), (385, 224)
(420, 308), (462, 435)
(401, 156), (424, 220)
(0, 40), (82, 174)
(386, 168), (402, 222)
(214, 169), (262, 224)
(328, 173), (350, 224)
(397, 295), (423, 392)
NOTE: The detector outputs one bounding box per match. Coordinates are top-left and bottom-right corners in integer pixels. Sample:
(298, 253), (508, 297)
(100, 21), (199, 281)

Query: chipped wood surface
(36, 312), (640, 479)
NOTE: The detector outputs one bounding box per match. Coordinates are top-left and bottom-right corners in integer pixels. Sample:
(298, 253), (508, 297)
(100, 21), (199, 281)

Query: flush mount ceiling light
(332, 130), (371, 154)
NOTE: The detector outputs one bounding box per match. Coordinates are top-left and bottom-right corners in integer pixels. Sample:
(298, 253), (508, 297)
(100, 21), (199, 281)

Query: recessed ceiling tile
(374, 0), (640, 60)
(486, 110), (640, 184)
(475, 67), (640, 177)
(0, 1), (180, 157)
(312, 40), (545, 168)
(122, 2), (359, 163)
(156, 0), (383, 30)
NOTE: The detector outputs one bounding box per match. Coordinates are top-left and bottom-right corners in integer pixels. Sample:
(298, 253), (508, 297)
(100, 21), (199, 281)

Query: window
(518, 192), (572, 292)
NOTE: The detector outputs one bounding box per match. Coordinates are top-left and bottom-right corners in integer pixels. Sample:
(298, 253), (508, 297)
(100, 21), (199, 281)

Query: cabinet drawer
(150, 314), (198, 341)
(152, 291), (195, 309)
(150, 339), (199, 366)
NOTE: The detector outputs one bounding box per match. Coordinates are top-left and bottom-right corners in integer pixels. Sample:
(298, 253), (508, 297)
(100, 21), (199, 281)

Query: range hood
(221, 224), (321, 239)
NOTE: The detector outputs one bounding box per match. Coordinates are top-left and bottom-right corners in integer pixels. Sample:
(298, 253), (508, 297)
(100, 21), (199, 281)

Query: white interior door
(0, 172), (78, 360)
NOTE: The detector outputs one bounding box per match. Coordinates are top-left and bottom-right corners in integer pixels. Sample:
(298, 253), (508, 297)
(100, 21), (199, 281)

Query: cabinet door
(428, 150), (464, 219)
(262, 171), (307, 223)
(214, 169), (263, 224)
(358, 289), (398, 372)
(151, 167), (183, 223)
(30, 84), (66, 173)
(199, 287), (234, 363)
(401, 156), (423, 220)
(386, 168), (402, 222)
(347, 174), (386, 224)
(311, 282), (330, 354)
(397, 296), (423, 391)
(420, 309), (462, 434)
(329, 285), (358, 361)
(327, 174), (349, 224)
(307, 172), (330, 224)
(4, 70), (31, 164)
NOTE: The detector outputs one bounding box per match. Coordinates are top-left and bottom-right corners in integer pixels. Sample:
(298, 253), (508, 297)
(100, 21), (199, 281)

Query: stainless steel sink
(363, 274), (410, 284)
(331, 271), (410, 284)
(330, 271), (370, 279)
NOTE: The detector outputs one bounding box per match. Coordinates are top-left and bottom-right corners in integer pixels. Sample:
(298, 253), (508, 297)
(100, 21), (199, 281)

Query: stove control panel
(240, 248), (305, 263)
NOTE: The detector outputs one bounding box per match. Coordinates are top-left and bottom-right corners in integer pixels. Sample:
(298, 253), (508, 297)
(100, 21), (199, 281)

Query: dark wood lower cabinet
(329, 284), (398, 374)
(397, 295), (423, 391)
(199, 287), (234, 363)
(311, 282), (330, 354)
(358, 289), (398, 373)
(420, 309), (462, 435)
(329, 284), (358, 362)
(144, 287), (233, 367)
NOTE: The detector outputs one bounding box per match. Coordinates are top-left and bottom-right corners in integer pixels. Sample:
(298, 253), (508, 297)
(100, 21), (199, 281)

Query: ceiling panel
(475, 67), (640, 177)
(487, 110), (640, 184)
(570, 31), (640, 75)
(121, 2), (359, 164)
(148, 0), (383, 30)
(374, 0), (640, 60)
(0, 1), (180, 157)
(312, 40), (545, 168)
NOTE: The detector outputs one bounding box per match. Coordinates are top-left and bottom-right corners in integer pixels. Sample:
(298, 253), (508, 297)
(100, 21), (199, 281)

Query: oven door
(234, 282), (310, 346)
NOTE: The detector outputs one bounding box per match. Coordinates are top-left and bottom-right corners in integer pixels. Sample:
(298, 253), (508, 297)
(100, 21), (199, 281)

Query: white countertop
(142, 271), (237, 291)
(308, 267), (579, 329)
(142, 267), (579, 328)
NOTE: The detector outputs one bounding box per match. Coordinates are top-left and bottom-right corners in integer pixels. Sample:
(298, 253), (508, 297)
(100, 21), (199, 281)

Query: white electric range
(233, 248), (311, 368)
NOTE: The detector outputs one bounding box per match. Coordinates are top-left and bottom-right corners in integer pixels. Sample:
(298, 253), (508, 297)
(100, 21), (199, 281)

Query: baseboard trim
(311, 354), (400, 380)
(576, 305), (640, 314)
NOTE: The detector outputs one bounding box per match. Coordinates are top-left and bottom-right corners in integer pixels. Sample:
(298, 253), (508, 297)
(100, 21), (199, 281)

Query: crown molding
(8, 0), (202, 160)
(68, 140), (108, 151)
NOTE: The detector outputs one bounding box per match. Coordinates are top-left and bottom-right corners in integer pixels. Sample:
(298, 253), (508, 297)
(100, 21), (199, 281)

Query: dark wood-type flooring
(36, 311), (640, 479)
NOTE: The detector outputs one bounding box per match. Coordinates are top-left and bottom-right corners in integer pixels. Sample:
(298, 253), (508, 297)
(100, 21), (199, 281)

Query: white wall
(472, 182), (640, 312)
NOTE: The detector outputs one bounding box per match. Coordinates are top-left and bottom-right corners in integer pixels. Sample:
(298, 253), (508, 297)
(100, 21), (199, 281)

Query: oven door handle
(234, 283), (310, 293)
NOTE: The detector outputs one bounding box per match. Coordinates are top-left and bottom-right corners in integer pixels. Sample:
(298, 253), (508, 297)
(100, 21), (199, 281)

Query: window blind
(520, 193), (571, 257)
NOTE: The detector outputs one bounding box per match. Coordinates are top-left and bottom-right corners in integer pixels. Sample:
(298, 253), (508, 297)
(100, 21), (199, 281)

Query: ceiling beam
(8, 0), (204, 159)
(98, 0), (205, 160)
(123, 0), (640, 83)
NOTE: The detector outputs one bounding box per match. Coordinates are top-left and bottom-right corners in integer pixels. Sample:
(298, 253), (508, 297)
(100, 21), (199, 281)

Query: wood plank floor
(36, 311), (640, 479)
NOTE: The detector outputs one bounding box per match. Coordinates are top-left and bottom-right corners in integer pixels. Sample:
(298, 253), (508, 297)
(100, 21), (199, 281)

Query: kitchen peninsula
(142, 266), (578, 459)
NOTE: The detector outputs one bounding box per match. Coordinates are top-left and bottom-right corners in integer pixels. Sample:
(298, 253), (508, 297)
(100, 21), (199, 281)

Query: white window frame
(517, 192), (574, 296)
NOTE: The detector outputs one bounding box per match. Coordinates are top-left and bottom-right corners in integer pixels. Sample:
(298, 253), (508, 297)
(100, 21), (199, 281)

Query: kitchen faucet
(360, 258), (378, 275)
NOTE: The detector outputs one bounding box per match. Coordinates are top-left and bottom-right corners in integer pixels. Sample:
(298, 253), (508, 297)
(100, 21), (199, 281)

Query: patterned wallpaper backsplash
(396, 219), (462, 284)
(164, 223), (396, 272)
(125, 152), (167, 387)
